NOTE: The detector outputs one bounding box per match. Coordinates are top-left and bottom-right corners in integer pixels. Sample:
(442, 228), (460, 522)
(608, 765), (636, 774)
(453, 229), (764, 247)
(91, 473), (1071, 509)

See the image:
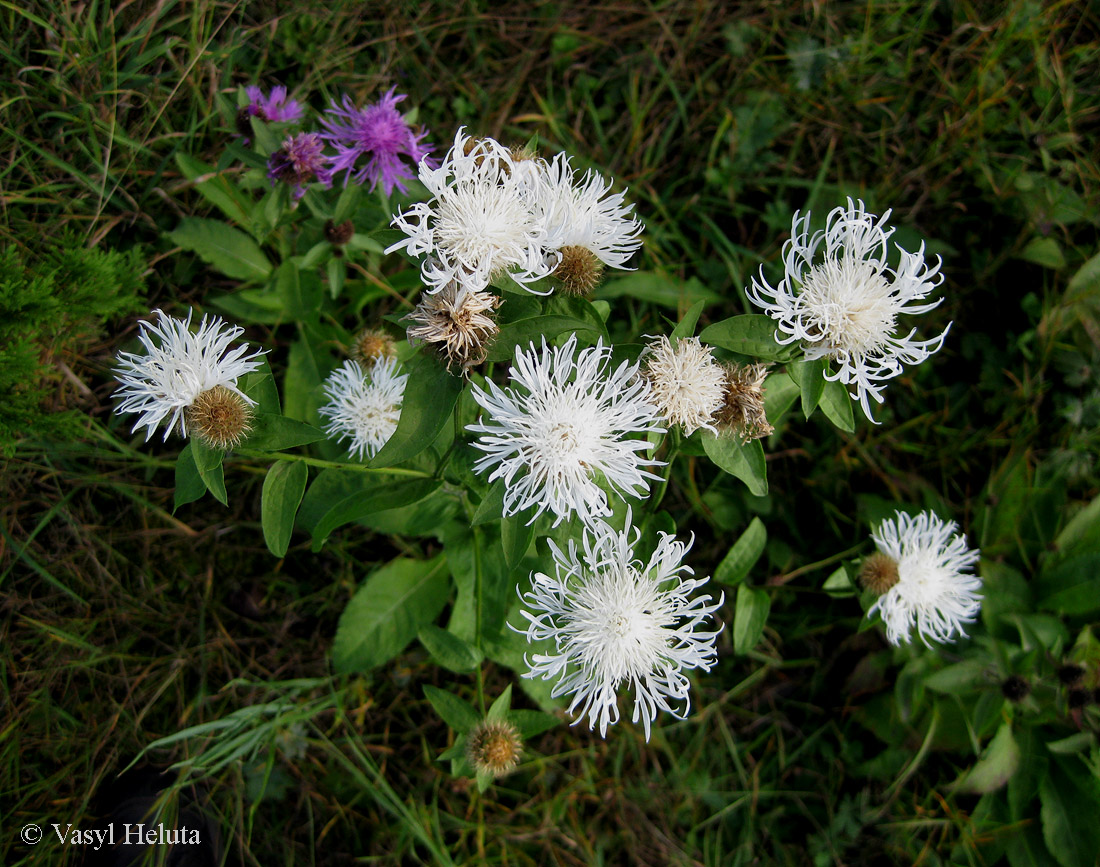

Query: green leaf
(715, 517), (767, 585)
(370, 351), (463, 468)
(822, 565), (855, 597)
(819, 376), (856, 432)
(507, 709), (559, 739)
(732, 584), (769, 654)
(1052, 493), (1100, 561)
(702, 434), (768, 496)
(241, 357), (281, 415)
(190, 437), (228, 505)
(699, 314), (796, 361)
(487, 315), (601, 363)
(1046, 733), (1094, 755)
(168, 217), (272, 283)
(260, 461), (308, 558)
(1041, 756), (1100, 867)
(245, 414), (326, 451)
(1017, 236), (1065, 270)
(501, 513), (535, 573)
(471, 479), (507, 526)
(283, 338), (323, 422)
(423, 684), (481, 733)
(763, 370), (799, 423)
(326, 257), (345, 299)
(174, 154), (251, 225)
(418, 625), (483, 673)
(275, 262), (307, 320)
(597, 272), (721, 308)
(332, 556), (450, 674)
(1037, 553), (1100, 616)
(332, 182), (362, 224)
(670, 299), (707, 340)
(790, 358), (827, 419)
(174, 442), (206, 511)
(309, 478), (441, 551)
(924, 660), (987, 695)
(959, 722), (1019, 794)
(487, 684), (513, 721)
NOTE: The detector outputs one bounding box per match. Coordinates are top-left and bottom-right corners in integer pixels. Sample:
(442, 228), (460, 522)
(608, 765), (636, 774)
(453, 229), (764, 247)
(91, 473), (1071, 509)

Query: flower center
(799, 258), (900, 357)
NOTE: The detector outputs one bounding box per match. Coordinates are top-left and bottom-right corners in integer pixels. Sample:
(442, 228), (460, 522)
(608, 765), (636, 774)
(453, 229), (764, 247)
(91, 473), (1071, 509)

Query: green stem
(472, 522), (486, 716)
(647, 428), (680, 514)
(235, 448), (432, 478)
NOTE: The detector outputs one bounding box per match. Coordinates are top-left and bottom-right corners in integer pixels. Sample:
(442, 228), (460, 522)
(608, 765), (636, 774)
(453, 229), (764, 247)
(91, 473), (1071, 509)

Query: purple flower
(318, 88), (434, 195)
(245, 85), (304, 124)
(267, 132), (332, 200)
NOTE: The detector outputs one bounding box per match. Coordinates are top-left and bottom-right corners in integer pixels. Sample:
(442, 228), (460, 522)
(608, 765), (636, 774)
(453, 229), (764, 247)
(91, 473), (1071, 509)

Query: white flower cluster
(387, 129), (642, 297)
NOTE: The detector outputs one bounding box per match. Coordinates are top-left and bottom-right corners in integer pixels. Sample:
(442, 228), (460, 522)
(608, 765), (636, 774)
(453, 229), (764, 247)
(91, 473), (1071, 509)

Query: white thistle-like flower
(746, 198), (950, 422)
(537, 153), (643, 292)
(387, 129), (553, 295)
(113, 308), (265, 441)
(643, 335), (727, 435)
(517, 513), (723, 740)
(319, 358), (407, 460)
(467, 334), (665, 528)
(865, 510), (981, 647)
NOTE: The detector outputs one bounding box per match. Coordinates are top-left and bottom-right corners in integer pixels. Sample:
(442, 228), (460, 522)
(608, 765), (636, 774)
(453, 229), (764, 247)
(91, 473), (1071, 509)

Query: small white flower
(537, 153), (643, 289)
(643, 335), (727, 435)
(318, 358), (407, 460)
(113, 308), (265, 441)
(387, 129), (553, 295)
(517, 513), (723, 740)
(467, 334), (665, 527)
(746, 198), (950, 422)
(866, 510), (981, 647)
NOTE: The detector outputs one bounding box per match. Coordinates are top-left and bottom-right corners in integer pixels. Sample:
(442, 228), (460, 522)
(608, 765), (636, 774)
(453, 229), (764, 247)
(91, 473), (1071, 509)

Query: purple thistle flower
(267, 132), (332, 200)
(245, 85), (304, 123)
(318, 88), (434, 195)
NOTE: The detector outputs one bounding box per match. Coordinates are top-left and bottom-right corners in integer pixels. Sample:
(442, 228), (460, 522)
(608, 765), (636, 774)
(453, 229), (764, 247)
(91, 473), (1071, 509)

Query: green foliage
(0, 239), (144, 455)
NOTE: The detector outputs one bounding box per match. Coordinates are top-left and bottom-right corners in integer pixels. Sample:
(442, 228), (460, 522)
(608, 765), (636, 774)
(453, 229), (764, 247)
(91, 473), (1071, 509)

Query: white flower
(746, 198), (950, 422)
(113, 308), (265, 441)
(866, 510), (982, 647)
(318, 358), (407, 460)
(467, 334), (665, 527)
(517, 513), (723, 740)
(537, 153), (643, 288)
(643, 335), (727, 435)
(387, 129), (553, 295)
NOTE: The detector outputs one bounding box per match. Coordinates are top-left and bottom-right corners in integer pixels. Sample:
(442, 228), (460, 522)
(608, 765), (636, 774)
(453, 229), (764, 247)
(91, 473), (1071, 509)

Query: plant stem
(235, 448), (432, 478)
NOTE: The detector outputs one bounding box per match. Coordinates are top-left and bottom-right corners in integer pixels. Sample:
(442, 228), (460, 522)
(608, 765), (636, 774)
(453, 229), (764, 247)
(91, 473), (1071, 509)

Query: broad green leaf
(670, 299), (707, 340)
(445, 522), (509, 647)
(418, 625), (483, 673)
(1017, 236), (1065, 270)
(487, 315), (601, 362)
(715, 517), (767, 585)
(958, 722), (1019, 794)
(332, 182), (362, 224)
(924, 660), (988, 695)
(207, 288), (284, 325)
(283, 337), (324, 422)
(822, 565), (855, 597)
(819, 376), (856, 432)
(471, 479), (507, 526)
(169, 217), (272, 283)
(241, 357), (281, 415)
(501, 513), (535, 573)
(174, 154), (251, 225)
(1036, 553), (1100, 616)
(763, 370), (799, 423)
(370, 351), (463, 468)
(487, 684), (513, 721)
(1041, 756), (1100, 867)
(1046, 733), (1093, 755)
(789, 358), (827, 419)
(332, 556), (449, 674)
(732, 584), (770, 654)
(702, 434), (768, 496)
(700, 314), (795, 361)
(190, 437), (227, 505)
(174, 442), (206, 511)
(326, 257), (345, 299)
(261, 461), (308, 557)
(1052, 493), (1100, 561)
(245, 414), (325, 451)
(507, 709), (559, 739)
(423, 684), (480, 733)
(309, 477), (441, 551)
(597, 272), (721, 308)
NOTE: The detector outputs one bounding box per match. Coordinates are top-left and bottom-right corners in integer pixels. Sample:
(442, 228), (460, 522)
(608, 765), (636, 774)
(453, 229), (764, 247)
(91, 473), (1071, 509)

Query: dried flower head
(518, 512), (723, 741)
(467, 334), (665, 528)
(714, 362), (773, 443)
(318, 358), (407, 460)
(865, 510), (981, 647)
(404, 280), (501, 371)
(185, 385), (253, 450)
(747, 198), (950, 422)
(1001, 675), (1030, 703)
(1057, 664), (1085, 687)
(643, 335), (726, 435)
(114, 309), (265, 442)
(319, 89), (433, 195)
(324, 219), (355, 246)
(350, 328), (396, 367)
(466, 719), (522, 778)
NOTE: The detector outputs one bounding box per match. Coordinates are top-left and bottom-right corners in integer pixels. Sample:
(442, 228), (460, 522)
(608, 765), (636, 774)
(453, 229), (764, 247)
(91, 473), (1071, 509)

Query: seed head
(1057, 663), (1085, 686)
(714, 362), (774, 443)
(351, 328), (396, 367)
(554, 245), (605, 295)
(858, 552), (901, 596)
(466, 719), (522, 778)
(325, 219), (355, 246)
(1001, 675), (1030, 703)
(185, 385), (253, 450)
(404, 281), (502, 372)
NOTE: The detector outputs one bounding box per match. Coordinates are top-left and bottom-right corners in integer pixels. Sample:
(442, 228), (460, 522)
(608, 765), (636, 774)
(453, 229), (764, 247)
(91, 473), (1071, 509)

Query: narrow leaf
(715, 517), (767, 585)
(261, 461), (308, 557)
(732, 584), (770, 654)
